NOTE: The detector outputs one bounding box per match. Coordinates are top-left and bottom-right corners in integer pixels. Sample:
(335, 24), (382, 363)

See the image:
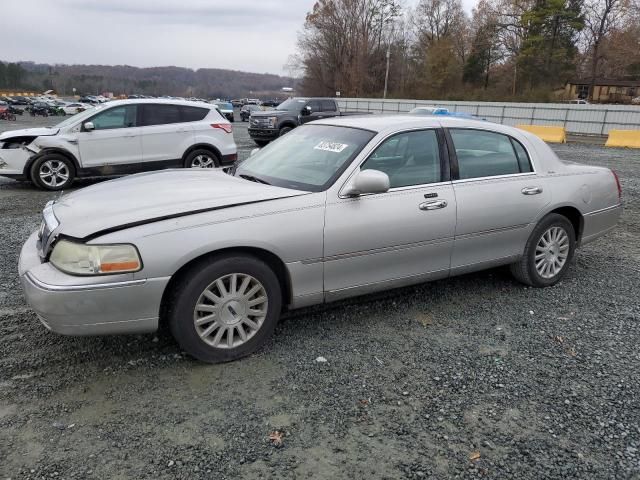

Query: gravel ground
(0, 114), (639, 479)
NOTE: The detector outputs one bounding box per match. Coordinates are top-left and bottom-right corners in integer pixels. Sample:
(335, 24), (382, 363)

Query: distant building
(565, 78), (640, 104)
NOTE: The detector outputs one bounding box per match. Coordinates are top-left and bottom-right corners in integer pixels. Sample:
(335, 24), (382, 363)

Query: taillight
(211, 123), (232, 134)
(611, 170), (622, 201)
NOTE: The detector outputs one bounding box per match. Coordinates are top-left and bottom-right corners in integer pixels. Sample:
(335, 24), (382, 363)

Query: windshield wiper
(238, 173), (271, 185)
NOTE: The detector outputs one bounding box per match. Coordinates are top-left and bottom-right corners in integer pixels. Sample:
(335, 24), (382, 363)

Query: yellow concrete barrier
(516, 125), (567, 143)
(605, 130), (640, 149)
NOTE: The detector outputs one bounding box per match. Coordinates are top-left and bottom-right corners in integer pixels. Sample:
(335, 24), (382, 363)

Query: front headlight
(267, 116), (278, 128)
(50, 240), (142, 275)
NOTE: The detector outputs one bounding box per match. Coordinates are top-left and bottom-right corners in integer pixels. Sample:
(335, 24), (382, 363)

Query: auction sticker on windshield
(314, 141), (349, 153)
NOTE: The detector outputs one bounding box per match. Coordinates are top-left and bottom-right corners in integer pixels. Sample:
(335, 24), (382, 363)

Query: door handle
(521, 186), (543, 195)
(419, 200), (448, 210)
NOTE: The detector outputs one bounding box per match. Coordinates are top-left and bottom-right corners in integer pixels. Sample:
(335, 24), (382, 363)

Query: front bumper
(19, 231), (170, 336)
(0, 147), (32, 179)
(248, 128), (279, 140)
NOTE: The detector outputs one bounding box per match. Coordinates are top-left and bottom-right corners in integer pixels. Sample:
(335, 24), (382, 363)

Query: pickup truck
(248, 97), (367, 146)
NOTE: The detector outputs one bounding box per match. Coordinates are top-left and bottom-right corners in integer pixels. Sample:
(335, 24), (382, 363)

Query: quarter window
(181, 106), (209, 122)
(450, 129), (529, 179)
(361, 130), (441, 188)
(90, 105), (137, 130)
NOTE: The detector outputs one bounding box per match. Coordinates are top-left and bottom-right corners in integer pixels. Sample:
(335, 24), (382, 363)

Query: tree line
(293, 0), (640, 101)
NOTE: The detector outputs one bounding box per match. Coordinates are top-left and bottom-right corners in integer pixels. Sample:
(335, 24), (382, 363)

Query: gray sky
(1, 0), (477, 75)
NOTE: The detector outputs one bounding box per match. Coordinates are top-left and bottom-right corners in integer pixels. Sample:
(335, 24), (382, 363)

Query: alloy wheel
(193, 273), (268, 349)
(39, 160), (70, 188)
(535, 226), (570, 279)
(190, 154), (215, 168)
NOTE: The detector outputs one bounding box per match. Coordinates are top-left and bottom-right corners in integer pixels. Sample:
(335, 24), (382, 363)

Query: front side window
(90, 105), (137, 130)
(450, 129), (529, 180)
(140, 104), (181, 126)
(321, 100), (337, 112)
(307, 100), (321, 112)
(235, 124), (375, 192)
(361, 130), (441, 188)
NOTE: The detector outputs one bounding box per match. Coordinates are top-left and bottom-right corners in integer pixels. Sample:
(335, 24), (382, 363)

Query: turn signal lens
(50, 240), (142, 275)
(211, 123), (232, 134)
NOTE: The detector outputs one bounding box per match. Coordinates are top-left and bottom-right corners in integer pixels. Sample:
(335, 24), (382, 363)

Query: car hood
(0, 127), (59, 141)
(251, 110), (286, 117)
(52, 169), (307, 239)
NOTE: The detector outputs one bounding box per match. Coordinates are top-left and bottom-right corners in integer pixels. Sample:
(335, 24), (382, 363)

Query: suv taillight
(611, 170), (622, 201)
(211, 123), (232, 134)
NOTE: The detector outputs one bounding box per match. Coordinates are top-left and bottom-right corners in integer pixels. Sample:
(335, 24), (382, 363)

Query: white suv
(0, 99), (237, 190)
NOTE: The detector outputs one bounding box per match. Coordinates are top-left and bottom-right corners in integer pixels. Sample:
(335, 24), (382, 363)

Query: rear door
(139, 104), (194, 163)
(77, 104), (142, 167)
(447, 128), (551, 271)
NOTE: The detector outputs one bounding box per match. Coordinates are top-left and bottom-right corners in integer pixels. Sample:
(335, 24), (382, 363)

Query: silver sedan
(19, 116), (622, 363)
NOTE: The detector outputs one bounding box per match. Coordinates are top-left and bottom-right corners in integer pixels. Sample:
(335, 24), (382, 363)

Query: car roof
(96, 98), (214, 109)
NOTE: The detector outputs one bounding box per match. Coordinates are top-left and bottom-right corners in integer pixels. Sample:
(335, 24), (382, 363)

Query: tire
(167, 255), (283, 363)
(254, 140), (269, 147)
(510, 213), (576, 287)
(279, 126), (293, 136)
(184, 148), (220, 168)
(30, 154), (76, 191)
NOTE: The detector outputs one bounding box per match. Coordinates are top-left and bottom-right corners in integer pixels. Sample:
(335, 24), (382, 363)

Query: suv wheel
(185, 149), (220, 169)
(168, 255), (283, 363)
(279, 126), (293, 136)
(510, 213), (576, 287)
(30, 154), (75, 191)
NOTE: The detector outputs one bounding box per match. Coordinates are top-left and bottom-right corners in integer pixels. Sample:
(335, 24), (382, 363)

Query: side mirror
(343, 169), (390, 196)
(302, 105), (312, 115)
(83, 121), (95, 131)
(250, 148), (259, 156)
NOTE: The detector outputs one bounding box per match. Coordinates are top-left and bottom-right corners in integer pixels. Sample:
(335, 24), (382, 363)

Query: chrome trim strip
(326, 267), (450, 295)
(301, 236), (453, 265)
(25, 273), (147, 292)
(452, 172), (537, 185)
(455, 223), (529, 240)
(585, 203), (622, 216)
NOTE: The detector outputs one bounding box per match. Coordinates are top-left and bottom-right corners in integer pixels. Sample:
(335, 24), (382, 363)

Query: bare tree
(582, 0), (628, 100)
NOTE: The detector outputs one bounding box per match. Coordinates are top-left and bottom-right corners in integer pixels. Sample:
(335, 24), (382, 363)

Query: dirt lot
(0, 114), (639, 479)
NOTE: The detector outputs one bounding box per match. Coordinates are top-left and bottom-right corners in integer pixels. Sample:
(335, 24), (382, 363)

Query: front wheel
(279, 126), (293, 136)
(510, 213), (576, 287)
(168, 255), (283, 363)
(30, 154), (76, 191)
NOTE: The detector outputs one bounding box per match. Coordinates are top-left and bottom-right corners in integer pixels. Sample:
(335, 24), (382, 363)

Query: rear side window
(450, 129), (529, 179)
(181, 106), (209, 122)
(140, 104), (181, 126)
(510, 138), (533, 173)
(321, 100), (337, 112)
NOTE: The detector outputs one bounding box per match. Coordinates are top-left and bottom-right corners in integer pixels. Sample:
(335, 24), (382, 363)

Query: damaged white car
(0, 99), (237, 191)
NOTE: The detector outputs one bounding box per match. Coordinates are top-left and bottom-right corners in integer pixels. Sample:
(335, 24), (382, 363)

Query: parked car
(230, 99), (243, 108)
(261, 99), (280, 107)
(0, 99), (237, 190)
(9, 96), (31, 105)
(17, 116), (622, 363)
(631, 96), (640, 105)
(566, 99), (590, 105)
(409, 106), (482, 120)
(27, 102), (51, 117)
(61, 102), (91, 115)
(212, 101), (234, 122)
(243, 98), (261, 105)
(249, 97), (368, 146)
(240, 104), (261, 121)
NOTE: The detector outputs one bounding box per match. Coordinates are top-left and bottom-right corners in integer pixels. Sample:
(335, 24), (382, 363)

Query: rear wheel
(185, 149), (220, 169)
(510, 213), (576, 287)
(30, 154), (75, 191)
(168, 255), (282, 363)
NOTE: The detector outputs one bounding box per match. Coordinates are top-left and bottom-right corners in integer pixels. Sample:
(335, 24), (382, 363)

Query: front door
(447, 128), (551, 270)
(77, 104), (142, 167)
(323, 129), (457, 300)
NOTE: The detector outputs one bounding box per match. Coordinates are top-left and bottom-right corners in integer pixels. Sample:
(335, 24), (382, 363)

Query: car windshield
(235, 124), (375, 192)
(276, 98), (308, 111)
(216, 102), (233, 110)
(54, 104), (100, 128)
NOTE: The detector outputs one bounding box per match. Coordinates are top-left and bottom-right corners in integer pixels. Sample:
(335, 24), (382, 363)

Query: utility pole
(383, 44), (391, 99)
